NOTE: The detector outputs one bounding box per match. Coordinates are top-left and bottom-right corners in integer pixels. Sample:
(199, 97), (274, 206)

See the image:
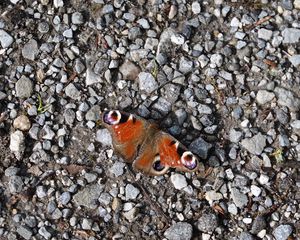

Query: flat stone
(96, 129), (112, 146)
(170, 174), (188, 190)
(295, 0), (300, 9)
(274, 87), (300, 111)
(164, 222), (193, 240)
(73, 184), (104, 209)
(10, 130), (25, 160)
(241, 133), (267, 155)
(9, 176), (24, 193)
(289, 54), (300, 67)
(22, 39), (38, 61)
(138, 72), (158, 94)
(110, 162), (125, 177)
(231, 187), (248, 208)
(125, 184), (140, 200)
(65, 83), (80, 100)
(229, 128), (243, 143)
(273, 224), (293, 240)
(16, 225), (33, 240)
(282, 28), (300, 44)
(197, 213), (218, 233)
(119, 60), (141, 81)
(256, 90), (275, 105)
(15, 76), (33, 98)
(257, 28), (273, 41)
(189, 137), (213, 159)
(0, 30), (14, 48)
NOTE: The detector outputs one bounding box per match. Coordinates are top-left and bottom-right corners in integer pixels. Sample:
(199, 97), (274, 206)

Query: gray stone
(170, 174), (188, 190)
(0, 30), (14, 48)
(257, 28), (273, 41)
(15, 76), (33, 98)
(9, 176), (24, 193)
(229, 128), (243, 143)
(282, 28), (300, 44)
(22, 39), (38, 61)
(256, 90), (275, 105)
(198, 104), (212, 115)
(179, 57), (193, 73)
(171, 33), (185, 45)
(16, 225), (33, 240)
(41, 125), (55, 140)
(295, 0), (300, 9)
(72, 12), (84, 25)
(210, 53), (223, 67)
(137, 18), (150, 29)
(239, 232), (254, 240)
(164, 222), (193, 240)
(85, 105), (101, 121)
(281, 0), (293, 10)
(64, 109), (75, 125)
(138, 72), (158, 94)
(197, 213), (218, 232)
(110, 162), (125, 177)
(119, 60), (140, 81)
(241, 133), (267, 155)
(231, 187), (248, 208)
(251, 216), (266, 234)
(36, 185), (47, 198)
(96, 129), (112, 146)
(10, 130), (25, 160)
(38, 22), (49, 33)
(291, 120), (300, 129)
(0, 91), (6, 100)
(189, 137), (213, 159)
(38, 226), (52, 239)
(289, 54), (300, 67)
(273, 225), (293, 240)
(65, 83), (80, 100)
(125, 184), (140, 200)
(191, 1), (201, 14)
(86, 67), (102, 85)
(58, 192), (71, 205)
(5, 166), (20, 176)
(81, 218), (93, 230)
(274, 87), (300, 111)
(152, 97), (172, 115)
(99, 192), (112, 206)
(73, 184), (104, 209)
(123, 207), (138, 222)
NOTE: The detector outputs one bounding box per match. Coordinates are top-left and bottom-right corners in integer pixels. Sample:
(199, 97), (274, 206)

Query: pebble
(164, 222), (193, 240)
(170, 174), (188, 190)
(110, 162), (125, 177)
(229, 128), (243, 143)
(38, 226), (52, 239)
(15, 76), (33, 98)
(138, 72), (158, 94)
(73, 184), (104, 209)
(251, 216), (266, 234)
(274, 87), (300, 111)
(53, 0), (64, 8)
(231, 187), (248, 208)
(189, 137), (213, 159)
(119, 60), (141, 81)
(289, 54), (300, 67)
(197, 213), (218, 233)
(16, 225), (33, 240)
(9, 176), (24, 193)
(272, 224), (293, 240)
(191, 1), (201, 14)
(65, 83), (81, 100)
(171, 33), (185, 45)
(10, 130), (25, 160)
(257, 28), (273, 41)
(58, 192), (71, 205)
(96, 129), (112, 146)
(72, 12), (84, 25)
(256, 90), (275, 105)
(13, 115), (31, 131)
(295, 0), (300, 9)
(239, 232), (254, 240)
(179, 57), (194, 73)
(282, 28), (300, 44)
(22, 39), (38, 61)
(250, 185), (262, 197)
(0, 30), (14, 48)
(241, 133), (267, 155)
(125, 184), (140, 200)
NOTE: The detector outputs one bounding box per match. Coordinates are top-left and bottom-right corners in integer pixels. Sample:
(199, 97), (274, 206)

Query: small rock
(16, 225), (33, 240)
(274, 87), (300, 111)
(257, 28), (273, 41)
(96, 129), (112, 146)
(251, 216), (266, 234)
(110, 162), (125, 177)
(38, 226), (52, 239)
(65, 83), (81, 100)
(9, 176), (24, 193)
(191, 1), (201, 14)
(72, 12), (84, 25)
(231, 187), (248, 208)
(152, 97), (172, 116)
(137, 18), (150, 29)
(13, 115), (31, 131)
(189, 137), (213, 159)
(295, 0), (300, 9)
(99, 192), (112, 206)
(58, 192), (71, 205)
(41, 125), (55, 140)
(179, 57), (193, 73)
(282, 28), (300, 44)
(119, 60), (141, 81)
(10, 130), (25, 160)
(256, 90), (275, 105)
(229, 128), (243, 143)
(281, 0), (293, 10)
(170, 174), (188, 190)
(53, 0), (64, 8)
(241, 133), (267, 155)
(22, 39), (38, 61)
(210, 53), (223, 67)
(250, 185), (261, 197)
(15, 76), (33, 98)
(138, 72), (158, 94)
(273, 224), (293, 240)
(0, 91), (7, 100)
(125, 184), (140, 200)
(0, 30), (14, 48)
(168, 5), (178, 19)
(197, 213), (218, 232)
(73, 184), (104, 209)
(289, 55), (300, 67)
(123, 207), (138, 222)
(171, 33), (185, 45)
(164, 222), (193, 240)
(239, 232), (254, 240)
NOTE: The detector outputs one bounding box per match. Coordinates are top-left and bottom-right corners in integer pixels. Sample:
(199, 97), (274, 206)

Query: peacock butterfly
(101, 110), (202, 176)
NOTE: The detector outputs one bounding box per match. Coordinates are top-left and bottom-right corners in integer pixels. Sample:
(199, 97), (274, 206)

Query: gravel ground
(0, 0), (300, 239)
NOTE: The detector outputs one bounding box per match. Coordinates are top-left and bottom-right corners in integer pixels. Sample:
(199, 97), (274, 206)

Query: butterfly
(101, 110), (202, 176)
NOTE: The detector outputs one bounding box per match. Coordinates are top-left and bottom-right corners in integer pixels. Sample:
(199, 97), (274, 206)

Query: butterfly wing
(101, 110), (149, 162)
(133, 131), (201, 176)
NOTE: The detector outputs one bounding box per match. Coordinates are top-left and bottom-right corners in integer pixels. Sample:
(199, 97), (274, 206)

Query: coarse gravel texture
(0, 0), (300, 240)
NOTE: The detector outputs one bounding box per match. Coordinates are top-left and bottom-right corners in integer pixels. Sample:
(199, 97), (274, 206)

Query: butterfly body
(101, 110), (201, 176)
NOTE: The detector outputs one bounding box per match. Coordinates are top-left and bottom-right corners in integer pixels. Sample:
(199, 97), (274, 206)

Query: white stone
(171, 33), (185, 45)
(251, 185), (262, 197)
(257, 28), (273, 41)
(191, 1), (201, 14)
(259, 174), (269, 185)
(256, 90), (275, 105)
(54, 0), (64, 8)
(295, 0), (300, 9)
(170, 174), (188, 190)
